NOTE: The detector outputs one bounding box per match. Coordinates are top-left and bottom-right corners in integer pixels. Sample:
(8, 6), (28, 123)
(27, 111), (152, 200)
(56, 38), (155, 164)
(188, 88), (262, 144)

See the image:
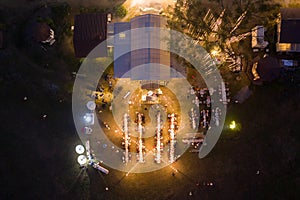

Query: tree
(167, 0), (280, 70)
(115, 5), (127, 18)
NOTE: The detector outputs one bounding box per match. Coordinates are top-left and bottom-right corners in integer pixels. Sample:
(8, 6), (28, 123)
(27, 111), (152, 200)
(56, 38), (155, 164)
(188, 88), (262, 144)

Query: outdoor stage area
(90, 78), (201, 173)
(81, 77), (217, 199)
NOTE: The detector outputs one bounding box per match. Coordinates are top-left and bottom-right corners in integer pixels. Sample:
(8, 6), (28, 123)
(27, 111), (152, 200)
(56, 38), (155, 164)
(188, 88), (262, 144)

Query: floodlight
(75, 145), (85, 154)
(83, 113), (94, 125)
(77, 155), (87, 165)
(229, 121), (236, 130)
(84, 116), (92, 123)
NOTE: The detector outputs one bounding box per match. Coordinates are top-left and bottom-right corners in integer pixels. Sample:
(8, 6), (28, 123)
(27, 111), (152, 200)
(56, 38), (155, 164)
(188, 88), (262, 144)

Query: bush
(51, 3), (70, 19)
(44, 17), (55, 29)
(0, 23), (7, 30)
(115, 5), (127, 18)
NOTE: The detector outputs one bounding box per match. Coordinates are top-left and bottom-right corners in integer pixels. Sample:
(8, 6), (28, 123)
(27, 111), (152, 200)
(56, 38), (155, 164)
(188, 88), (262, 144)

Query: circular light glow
(229, 121), (236, 130)
(77, 155), (87, 165)
(86, 101), (96, 111)
(75, 144), (85, 154)
(210, 50), (218, 56)
(84, 116), (92, 123)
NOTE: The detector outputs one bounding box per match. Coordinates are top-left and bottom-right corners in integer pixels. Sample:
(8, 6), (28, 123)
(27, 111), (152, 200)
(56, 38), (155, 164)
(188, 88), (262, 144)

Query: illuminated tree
(167, 0), (280, 70)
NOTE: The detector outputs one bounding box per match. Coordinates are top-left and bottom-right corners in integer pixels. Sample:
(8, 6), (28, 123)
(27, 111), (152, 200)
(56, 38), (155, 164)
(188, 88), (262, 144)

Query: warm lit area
(126, 0), (176, 8)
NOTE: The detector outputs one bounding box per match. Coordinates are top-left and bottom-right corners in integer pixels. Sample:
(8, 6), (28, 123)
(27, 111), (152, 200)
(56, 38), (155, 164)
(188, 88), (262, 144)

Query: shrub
(115, 5), (127, 18)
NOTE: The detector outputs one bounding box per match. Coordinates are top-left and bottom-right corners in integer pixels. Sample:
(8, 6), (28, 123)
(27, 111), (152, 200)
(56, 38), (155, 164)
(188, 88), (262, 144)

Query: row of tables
(168, 113), (177, 163)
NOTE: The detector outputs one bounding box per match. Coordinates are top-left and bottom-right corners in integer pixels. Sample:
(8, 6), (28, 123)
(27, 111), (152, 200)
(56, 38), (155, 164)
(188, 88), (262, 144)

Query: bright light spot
(86, 101), (96, 111)
(83, 113), (94, 125)
(77, 155), (87, 165)
(119, 32), (126, 39)
(75, 145), (85, 154)
(229, 121), (236, 130)
(131, 0), (144, 7)
(128, 0), (175, 8)
(211, 50), (219, 56)
(84, 115), (92, 123)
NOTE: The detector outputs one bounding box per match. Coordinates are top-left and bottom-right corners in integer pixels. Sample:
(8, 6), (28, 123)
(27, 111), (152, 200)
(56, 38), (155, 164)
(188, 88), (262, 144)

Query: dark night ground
(2, 71), (300, 199)
(1, 45), (300, 199)
(0, 1), (300, 200)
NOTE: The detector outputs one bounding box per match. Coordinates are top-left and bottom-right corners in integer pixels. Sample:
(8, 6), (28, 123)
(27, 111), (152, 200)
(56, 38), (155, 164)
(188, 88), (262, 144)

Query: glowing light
(131, 0), (144, 7)
(77, 155), (87, 165)
(211, 50), (218, 56)
(75, 145), (85, 154)
(86, 101), (96, 111)
(128, 0), (175, 8)
(229, 121), (236, 130)
(86, 116), (91, 122)
(83, 113), (94, 125)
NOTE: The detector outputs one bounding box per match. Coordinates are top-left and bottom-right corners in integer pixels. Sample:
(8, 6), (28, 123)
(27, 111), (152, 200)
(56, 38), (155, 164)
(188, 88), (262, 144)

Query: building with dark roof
(252, 56), (281, 83)
(73, 13), (107, 58)
(277, 8), (300, 52)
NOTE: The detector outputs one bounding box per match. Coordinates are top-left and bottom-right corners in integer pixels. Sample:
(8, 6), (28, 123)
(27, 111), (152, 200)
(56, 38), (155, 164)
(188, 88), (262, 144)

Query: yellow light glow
(229, 121), (236, 130)
(119, 32), (126, 39)
(211, 50), (218, 56)
(126, 0), (175, 8)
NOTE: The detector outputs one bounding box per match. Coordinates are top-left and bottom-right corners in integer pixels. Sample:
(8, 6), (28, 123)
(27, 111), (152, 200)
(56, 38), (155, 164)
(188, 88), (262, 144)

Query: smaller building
(73, 13), (107, 58)
(277, 8), (300, 52)
(251, 26), (268, 49)
(252, 56), (281, 84)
